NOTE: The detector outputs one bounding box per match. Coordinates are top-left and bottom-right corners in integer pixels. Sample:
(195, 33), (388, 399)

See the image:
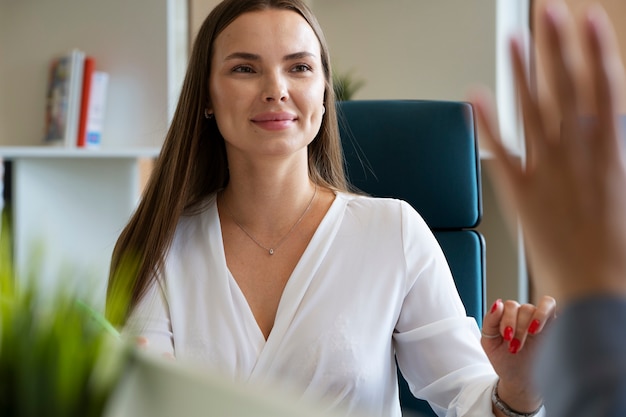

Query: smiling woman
(106, 1), (552, 417)
(208, 9), (326, 159)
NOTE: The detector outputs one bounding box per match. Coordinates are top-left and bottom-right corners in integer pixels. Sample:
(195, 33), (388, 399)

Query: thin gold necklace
(223, 184), (318, 255)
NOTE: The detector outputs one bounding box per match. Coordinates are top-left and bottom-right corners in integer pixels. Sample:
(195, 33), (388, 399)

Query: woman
(107, 0), (553, 416)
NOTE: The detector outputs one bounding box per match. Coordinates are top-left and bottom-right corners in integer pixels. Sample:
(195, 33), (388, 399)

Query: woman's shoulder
(338, 191), (422, 220)
(339, 191), (433, 238)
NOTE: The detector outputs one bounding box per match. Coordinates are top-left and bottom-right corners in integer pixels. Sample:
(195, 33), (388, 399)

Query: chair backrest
(337, 99), (485, 417)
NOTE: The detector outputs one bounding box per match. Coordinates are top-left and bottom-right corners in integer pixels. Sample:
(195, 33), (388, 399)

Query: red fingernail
(490, 299), (501, 314)
(509, 338), (521, 354)
(504, 326), (514, 341)
(528, 319), (541, 335)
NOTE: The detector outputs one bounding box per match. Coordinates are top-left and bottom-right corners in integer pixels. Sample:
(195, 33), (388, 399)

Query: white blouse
(126, 192), (498, 416)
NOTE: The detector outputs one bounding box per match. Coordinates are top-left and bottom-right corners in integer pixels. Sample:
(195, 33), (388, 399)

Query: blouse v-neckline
(211, 192), (348, 351)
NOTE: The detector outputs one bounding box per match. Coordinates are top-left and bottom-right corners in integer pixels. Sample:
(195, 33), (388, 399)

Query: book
(43, 49), (86, 147)
(76, 56), (95, 147)
(82, 71), (109, 148)
(76, 55), (109, 149)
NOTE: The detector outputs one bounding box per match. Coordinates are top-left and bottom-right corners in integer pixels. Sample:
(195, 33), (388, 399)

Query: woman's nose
(262, 71), (289, 102)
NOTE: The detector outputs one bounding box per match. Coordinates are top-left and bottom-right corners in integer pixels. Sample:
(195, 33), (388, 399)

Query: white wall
(312, 0), (496, 102)
(189, 0), (220, 41)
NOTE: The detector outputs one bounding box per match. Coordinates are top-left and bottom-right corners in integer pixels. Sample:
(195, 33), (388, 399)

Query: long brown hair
(106, 0), (349, 325)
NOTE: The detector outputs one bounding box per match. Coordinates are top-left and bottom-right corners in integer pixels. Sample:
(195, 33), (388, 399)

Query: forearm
(534, 296), (626, 417)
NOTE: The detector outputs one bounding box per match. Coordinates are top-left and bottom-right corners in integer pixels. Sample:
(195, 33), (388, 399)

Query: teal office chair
(337, 100), (485, 417)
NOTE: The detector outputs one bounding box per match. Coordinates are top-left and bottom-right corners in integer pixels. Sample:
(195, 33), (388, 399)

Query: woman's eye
(292, 64), (312, 73)
(232, 65), (254, 73)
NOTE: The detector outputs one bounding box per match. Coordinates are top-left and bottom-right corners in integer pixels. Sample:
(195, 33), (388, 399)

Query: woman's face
(208, 9), (326, 163)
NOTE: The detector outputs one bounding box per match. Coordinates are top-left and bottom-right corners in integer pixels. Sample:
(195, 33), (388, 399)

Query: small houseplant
(333, 69), (365, 101)
(0, 219), (130, 416)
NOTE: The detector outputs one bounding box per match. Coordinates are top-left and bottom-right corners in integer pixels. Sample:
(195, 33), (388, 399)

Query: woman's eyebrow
(283, 51), (316, 61)
(224, 52), (260, 61)
(223, 51), (316, 61)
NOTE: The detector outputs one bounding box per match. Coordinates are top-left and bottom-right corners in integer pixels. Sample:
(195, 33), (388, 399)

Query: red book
(76, 56), (95, 147)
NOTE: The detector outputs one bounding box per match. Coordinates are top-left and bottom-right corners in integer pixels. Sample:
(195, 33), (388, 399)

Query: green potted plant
(333, 69), (365, 101)
(0, 221), (129, 416)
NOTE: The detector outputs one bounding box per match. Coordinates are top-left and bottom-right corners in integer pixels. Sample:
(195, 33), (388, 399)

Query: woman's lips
(251, 112), (297, 131)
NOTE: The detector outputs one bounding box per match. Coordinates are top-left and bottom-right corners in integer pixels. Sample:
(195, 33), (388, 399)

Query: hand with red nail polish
(480, 295), (556, 413)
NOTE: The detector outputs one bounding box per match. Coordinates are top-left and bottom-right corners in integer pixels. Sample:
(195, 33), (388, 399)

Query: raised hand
(471, 0), (626, 304)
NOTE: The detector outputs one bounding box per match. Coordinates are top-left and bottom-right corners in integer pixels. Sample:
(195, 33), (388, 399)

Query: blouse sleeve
(123, 278), (175, 357)
(535, 296), (626, 417)
(392, 201), (497, 416)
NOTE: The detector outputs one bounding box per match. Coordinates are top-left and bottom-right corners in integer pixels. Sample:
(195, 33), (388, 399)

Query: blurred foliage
(333, 69), (366, 101)
(0, 214), (130, 417)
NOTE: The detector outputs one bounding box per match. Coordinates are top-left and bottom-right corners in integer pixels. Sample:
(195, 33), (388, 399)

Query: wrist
(492, 380), (542, 417)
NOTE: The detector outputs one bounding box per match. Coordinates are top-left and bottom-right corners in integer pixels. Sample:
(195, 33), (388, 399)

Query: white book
(84, 71), (109, 149)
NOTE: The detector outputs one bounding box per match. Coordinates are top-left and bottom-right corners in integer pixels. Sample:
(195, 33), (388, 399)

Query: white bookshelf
(3, 150), (160, 300)
(0, 0), (187, 302)
(0, 147), (162, 159)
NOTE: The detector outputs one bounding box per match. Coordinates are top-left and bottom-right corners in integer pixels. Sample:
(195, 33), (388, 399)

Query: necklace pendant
(223, 184), (317, 258)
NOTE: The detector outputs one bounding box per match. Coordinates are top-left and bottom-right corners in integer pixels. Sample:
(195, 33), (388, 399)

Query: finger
(510, 303), (537, 354)
(469, 88), (516, 171)
(510, 35), (547, 165)
(481, 298), (504, 341)
(500, 299), (521, 344)
(527, 295), (558, 336)
(542, 1), (580, 128)
(469, 89), (523, 218)
(585, 5), (626, 153)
